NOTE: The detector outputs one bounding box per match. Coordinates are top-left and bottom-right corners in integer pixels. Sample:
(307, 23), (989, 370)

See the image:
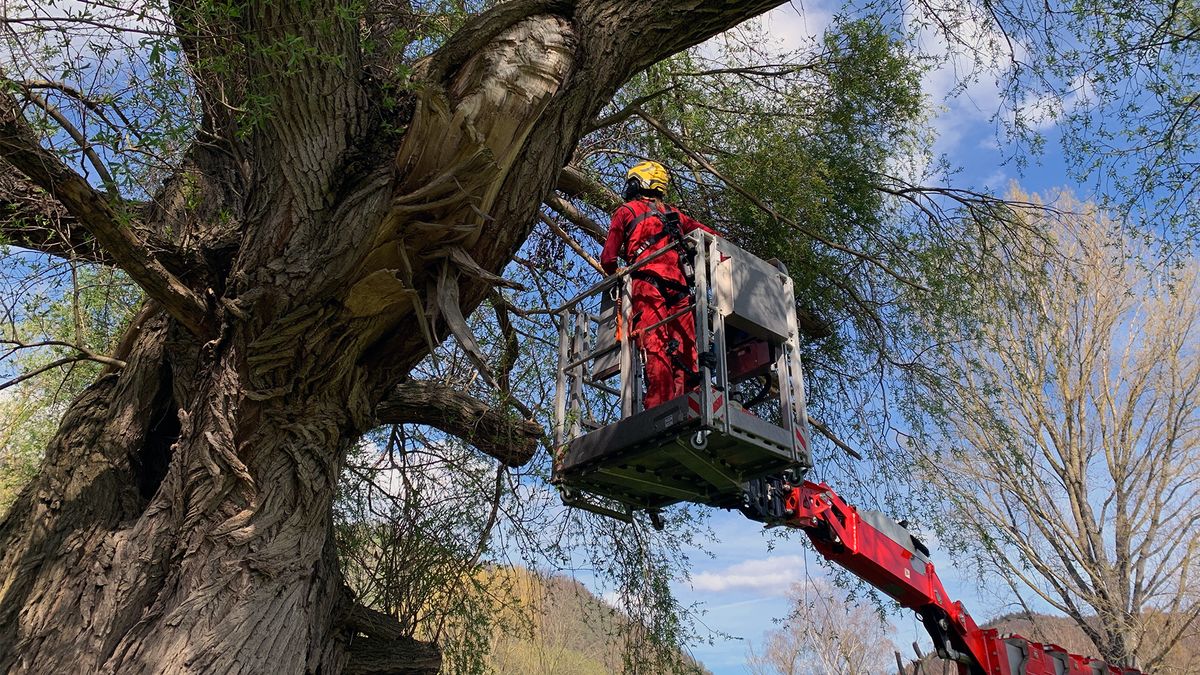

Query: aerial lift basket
(551, 230), (813, 520)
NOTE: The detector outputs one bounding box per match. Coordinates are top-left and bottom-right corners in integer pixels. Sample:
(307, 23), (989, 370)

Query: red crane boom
(743, 476), (1145, 675)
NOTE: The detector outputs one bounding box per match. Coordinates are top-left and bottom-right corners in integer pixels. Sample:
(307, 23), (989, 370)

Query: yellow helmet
(625, 161), (669, 195)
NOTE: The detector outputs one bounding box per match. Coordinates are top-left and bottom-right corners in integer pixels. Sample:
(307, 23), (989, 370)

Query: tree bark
(0, 1), (787, 672)
(376, 381), (541, 467)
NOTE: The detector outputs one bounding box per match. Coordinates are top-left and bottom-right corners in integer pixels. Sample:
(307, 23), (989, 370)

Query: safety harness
(621, 199), (696, 307)
(620, 199), (704, 386)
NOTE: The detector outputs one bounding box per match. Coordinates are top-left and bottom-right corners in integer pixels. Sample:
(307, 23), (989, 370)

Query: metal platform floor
(555, 392), (804, 511)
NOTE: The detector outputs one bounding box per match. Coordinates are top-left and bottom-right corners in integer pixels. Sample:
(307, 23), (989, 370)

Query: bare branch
(18, 85), (116, 192)
(807, 417), (863, 460)
(540, 212), (603, 274)
(20, 79), (139, 140)
(490, 290), (521, 393)
(0, 356), (87, 392)
(1, 338), (127, 370)
(0, 165), (111, 263)
(921, 194), (1200, 666)
(545, 193), (607, 244)
(589, 85), (677, 132)
(556, 165), (621, 212)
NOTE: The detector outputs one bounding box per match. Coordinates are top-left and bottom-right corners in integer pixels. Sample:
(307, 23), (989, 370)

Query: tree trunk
(0, 1), (786, 672)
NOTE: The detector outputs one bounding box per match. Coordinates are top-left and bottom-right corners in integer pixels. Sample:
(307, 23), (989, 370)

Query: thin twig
(589, 85), (677, 132)
(0, 356), (85, 391)
(18, 87), (117, 193)
(21, 79), (140, 143)
(1, 338), (127, 369)
(540, 212), (604, 274)
(807, 416), (863, 460)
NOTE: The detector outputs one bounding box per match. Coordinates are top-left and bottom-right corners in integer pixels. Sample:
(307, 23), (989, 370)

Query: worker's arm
(679, 210), (717, 237)
(600, 204), (634, 275)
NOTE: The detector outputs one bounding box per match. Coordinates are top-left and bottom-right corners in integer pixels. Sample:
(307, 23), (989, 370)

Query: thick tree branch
(1, 166), (193, 272)
(0, 88), (211, 336)
(375, 380), (542, 467)
(364, 0), (793, 389)
(556, 165), (621, 212)
(341, 602), (441, 675)
(545, 193), (607, 244)
(578, 0), (788, 78)
(0, 165), (111, 263)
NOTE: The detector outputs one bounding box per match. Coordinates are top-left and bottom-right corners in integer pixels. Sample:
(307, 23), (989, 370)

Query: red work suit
(601, 198), (716, 409)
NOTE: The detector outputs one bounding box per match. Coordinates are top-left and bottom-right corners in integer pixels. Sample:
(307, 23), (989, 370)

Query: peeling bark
(0, 1), (787, 672)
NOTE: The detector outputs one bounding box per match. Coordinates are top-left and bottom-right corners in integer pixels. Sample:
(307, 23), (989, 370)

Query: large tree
(0, 1), (799, 672)
(914, 191), (1200, 670)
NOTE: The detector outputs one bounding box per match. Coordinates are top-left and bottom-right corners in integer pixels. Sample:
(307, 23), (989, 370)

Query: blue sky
(660, 3), (1089, 673)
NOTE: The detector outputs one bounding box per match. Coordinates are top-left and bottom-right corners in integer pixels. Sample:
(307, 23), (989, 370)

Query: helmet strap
(623, 180), (641, 202)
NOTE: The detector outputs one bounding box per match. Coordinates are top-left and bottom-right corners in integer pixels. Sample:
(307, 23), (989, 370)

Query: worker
(600, 161), (717, 409)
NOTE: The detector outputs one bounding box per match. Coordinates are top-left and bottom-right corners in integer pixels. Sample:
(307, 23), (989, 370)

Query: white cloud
(600, 589), (622, 609)
(713, 0), (1039, 182)
(691, 554), (807, 593)
(981, 169), (1009, 191)
(906, 2), (1033, 157)
(698, 0), (834, 63)
(1, 0), (170, 77)
(760, 1), (835, 54)
(706, 596), (777, 611)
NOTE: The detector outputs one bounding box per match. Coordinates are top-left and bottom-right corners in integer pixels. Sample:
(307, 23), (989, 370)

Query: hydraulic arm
(742, 475), (1144, 675)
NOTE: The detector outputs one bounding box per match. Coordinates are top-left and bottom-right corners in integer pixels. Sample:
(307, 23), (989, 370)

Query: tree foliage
(0, 255), (139, 514)
(3, 1), (830, 672)
(550, 11), (1051, 501)
(912, 0), (1200, 243)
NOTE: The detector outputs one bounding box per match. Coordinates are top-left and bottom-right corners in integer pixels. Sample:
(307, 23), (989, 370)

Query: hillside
(483, 568), (711, 675)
